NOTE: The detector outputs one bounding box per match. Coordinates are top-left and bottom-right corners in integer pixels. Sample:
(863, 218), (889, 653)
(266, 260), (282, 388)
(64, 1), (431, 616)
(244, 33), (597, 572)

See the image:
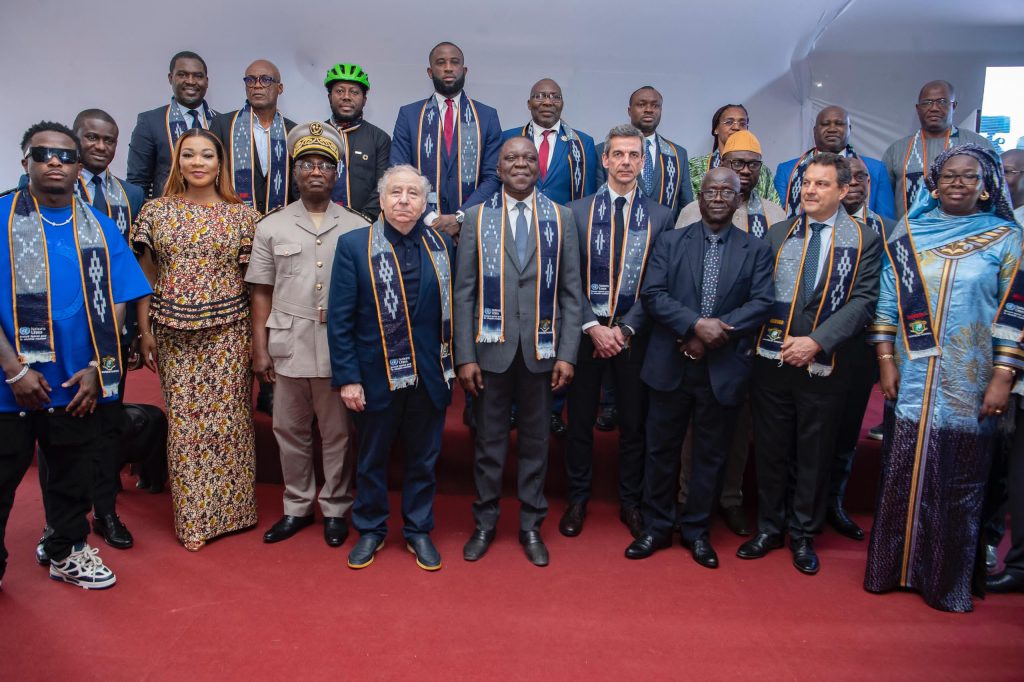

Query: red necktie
(443, 98), (454, 156)
(539, 130), (552, 180)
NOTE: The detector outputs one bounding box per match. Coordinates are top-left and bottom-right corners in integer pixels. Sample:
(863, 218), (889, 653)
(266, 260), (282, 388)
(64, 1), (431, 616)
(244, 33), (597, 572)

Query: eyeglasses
(937, 172), (981, 186)
(1005, 169), (1022, 177)
(25, 146), (79, 164)
(700, 189), (737, 200)
(295, 160), (337, 173)
(726, 159), (762, 172)
(916, 98), (951, 109)
(243, 75), (279, 87)
(529, 92), (563, 102)
(720, 117), (748, 128)
(851, 172), (869, 183)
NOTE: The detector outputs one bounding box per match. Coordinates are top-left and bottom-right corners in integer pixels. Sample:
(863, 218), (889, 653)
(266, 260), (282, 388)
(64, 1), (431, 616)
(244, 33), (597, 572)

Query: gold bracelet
(877, 354), (895, 361)
(993, 365), (1016, 376)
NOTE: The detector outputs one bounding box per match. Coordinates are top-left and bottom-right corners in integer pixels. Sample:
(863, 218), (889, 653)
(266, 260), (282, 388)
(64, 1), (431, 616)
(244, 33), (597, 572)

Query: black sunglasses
(25, 146), (79, 164)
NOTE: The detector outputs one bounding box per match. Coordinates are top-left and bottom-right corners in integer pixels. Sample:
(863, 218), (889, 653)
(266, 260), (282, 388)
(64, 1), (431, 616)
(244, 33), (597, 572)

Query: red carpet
(1, 371), (1022, 680)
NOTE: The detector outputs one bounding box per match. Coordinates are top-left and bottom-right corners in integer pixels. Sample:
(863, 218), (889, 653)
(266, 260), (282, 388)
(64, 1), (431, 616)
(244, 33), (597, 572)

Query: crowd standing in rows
(0, 42), (1021, 615)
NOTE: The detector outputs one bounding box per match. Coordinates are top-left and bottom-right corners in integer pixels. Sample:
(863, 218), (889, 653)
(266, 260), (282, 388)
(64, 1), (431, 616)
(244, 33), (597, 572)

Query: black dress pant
(751, 359), (845, 540)
(565, 333), (647, 508)
(1001, 406), (1024, 577)
(829, 343), (875, 506)
(642, 362), (736, 543)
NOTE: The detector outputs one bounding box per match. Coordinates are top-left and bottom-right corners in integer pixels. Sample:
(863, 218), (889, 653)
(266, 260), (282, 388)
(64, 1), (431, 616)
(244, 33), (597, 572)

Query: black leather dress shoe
(683, 536), (719, 569)
(93, 514), (134, 549)
(406, 534), (442, 571)
(550, 414), (567, 437)
(347, 534), (385, 569)
(620, 507), (644, 539)
(985, 544), (998, 571)
(262, 514), (315, 543)
(791, 537), (820, 575)
(463, 528), (496, 561)
(519, 530), (549, 566)
(986, 571), (1024, 593)
(625, 534), (670, 560)
(559, 502), (586, 537)
(595, 405), (617, 432)
(736, 532), (784, 559)
(827, 506), (865, 541)
(36, 526), (54, 566)
(323, 517), (349, 547)
(721, 505), (752, 537)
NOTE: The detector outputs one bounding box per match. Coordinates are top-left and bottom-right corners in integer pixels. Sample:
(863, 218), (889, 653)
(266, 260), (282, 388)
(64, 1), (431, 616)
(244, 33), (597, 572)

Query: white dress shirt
(805, 210), (837, 285)
(434, 92), (461, 121)
(174, 101), (208, 129)
(582, 183), (638, 332)
(642, 134), (658, 185)
(504, 191), (535, 238)
(531, 122), (559, 170)
(79, 168), (108, 202)
(251, 116), (271, 175)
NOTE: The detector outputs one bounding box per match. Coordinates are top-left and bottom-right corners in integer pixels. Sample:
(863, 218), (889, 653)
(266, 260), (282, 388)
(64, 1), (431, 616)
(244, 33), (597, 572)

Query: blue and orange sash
(651, 135), (682, 211)
(520, 121), (588, 201)
(229, 104), (289, 213)
(164, 98), (214, 153)
(901, 128), (956, 217)
(783, 145), (862, 218)
(585, 185), (652, 321)
(746, 190), (771, 239)
(416, 93), (481, 213)
(876, 214), (940, 359)
(328, 118), (357, 207)
(76, 173), (132, 235)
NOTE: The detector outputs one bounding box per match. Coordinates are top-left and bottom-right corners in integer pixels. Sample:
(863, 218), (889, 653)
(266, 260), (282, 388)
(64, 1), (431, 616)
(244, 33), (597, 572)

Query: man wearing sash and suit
(596, 87), (692, 222)
(775, 106), (895, 220)
(128, 51), (217, 198)
(247, 123), (368, 548)
(455, 137), (583, 567)
(882, 80), (993, 219)
(0, 122), (151, 590)
(210, 60), (296, 215)
(560, 124), (673, 540)
(328, 165), (454, 572)
(323, 63), (392, 221)
(626, 167), (774, 566)
(738, 153), (881, 575)
(390, 42), (502, 238)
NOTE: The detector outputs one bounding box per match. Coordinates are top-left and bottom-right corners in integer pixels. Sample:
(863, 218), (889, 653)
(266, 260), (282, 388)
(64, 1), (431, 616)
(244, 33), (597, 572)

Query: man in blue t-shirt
(0, 121), (151, 591)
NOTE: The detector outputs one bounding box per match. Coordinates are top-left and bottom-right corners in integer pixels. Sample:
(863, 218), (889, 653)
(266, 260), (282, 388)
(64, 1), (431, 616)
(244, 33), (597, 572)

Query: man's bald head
(813, 106), (851, 153)
(244, 59), (283, 112)
(528, 78), (564, 128)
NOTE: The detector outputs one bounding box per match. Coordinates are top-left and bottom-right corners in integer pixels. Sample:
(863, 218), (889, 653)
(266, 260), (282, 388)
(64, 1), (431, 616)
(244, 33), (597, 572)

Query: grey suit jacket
(454, 196), (583, 374)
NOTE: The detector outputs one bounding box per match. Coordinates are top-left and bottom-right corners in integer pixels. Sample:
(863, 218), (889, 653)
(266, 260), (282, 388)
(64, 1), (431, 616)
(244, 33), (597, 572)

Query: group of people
(0, 41), (1021, 616)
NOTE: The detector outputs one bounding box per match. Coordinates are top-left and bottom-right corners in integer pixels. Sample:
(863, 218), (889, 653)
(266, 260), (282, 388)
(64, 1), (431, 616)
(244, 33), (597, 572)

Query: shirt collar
(703, 222), (730, 242)
(645, 133), (657, 147)
(383, 219), (423, 245)
(607, 183), (637, 205)
(80, 168), (107, 186)
(809, 210), (839, 228)
(504, 190), (536, 209)
(435, 92), (462, 109)
(532, 120), (560, 135)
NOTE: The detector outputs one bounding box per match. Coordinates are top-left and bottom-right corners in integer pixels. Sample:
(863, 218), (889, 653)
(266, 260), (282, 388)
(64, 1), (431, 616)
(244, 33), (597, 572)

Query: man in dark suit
(328, 165), (454, 572)
(560, 124), (673, 540)
(596, 87), (692, 221)
(390, 41), (501, 239)
(127, 51), (217, 198)
(501, 79), (597, 206)
(210, 60), (296, 215)
(455, 137), (583, 567)
(738, 153), (881, 575)
(323, 63), (391, 221)
(625, 167), (774, 566)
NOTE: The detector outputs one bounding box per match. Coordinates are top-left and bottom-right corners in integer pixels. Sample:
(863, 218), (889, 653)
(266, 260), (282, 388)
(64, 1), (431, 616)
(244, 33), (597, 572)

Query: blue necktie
(187, 108), (201, 130)
(801, 222), (826, 298)
(515, 201), (530, 267)
(91, 175), (107, 211)
(642, 140), (655, 196)
(701, 233), (722, 317)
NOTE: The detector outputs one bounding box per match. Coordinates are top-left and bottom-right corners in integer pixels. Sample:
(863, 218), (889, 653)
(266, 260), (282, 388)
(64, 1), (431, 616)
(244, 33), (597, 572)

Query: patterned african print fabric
(689, 152), (780, 204)
(865, 207), (1023, 612)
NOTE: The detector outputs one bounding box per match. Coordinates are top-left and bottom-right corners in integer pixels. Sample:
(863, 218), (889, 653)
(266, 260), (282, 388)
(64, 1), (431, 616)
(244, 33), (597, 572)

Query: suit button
(316, 261), (323, 268)
(316, 283), (323, 290)
(316, 239), (322, 246)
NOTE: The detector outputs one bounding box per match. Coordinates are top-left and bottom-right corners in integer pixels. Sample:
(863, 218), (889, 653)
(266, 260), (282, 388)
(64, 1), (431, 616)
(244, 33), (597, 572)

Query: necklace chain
(40, 213), (74, 227)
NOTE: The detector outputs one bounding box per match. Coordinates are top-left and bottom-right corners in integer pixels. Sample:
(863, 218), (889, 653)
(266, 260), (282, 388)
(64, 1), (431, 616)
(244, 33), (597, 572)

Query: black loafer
(721, 505), (752, 537)
(791, 537), (820, 575)
(463, 528), (496, 561)
(986, 571), (1024, 593)
(93, 514), (134, 549)
(519, 530), (549, 566)
(407, 534), (442, 571)
(263, 514), (315, 543)
(683, 536), (719, 569)
(625, 534), (670, 560)
(323, 517), (349, 547)
(549, 414), (567, 437)
(736, 532), (784, 559)
(827, 506), (865, 541)
(595, 405), (617, 432)
(36, 526), (54, 566)
(620, 507), (645, 539)
(559, 502), (586, 537)
(347, 534), (385, 569)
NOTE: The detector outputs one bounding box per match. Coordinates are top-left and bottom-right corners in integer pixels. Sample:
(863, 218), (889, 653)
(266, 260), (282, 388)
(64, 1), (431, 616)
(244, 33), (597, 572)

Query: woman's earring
(980, 191), (990, 201)
(930, 189), (939, 199)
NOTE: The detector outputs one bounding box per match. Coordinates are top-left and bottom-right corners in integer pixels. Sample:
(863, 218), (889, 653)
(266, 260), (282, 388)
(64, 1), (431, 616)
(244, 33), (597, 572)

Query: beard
(331, 108), (363, 125)
(432, 72), (466, 97)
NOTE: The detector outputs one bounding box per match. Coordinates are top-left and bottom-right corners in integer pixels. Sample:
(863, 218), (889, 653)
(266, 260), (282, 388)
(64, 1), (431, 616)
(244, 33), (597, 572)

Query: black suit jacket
(331, 120), (392, 221)
(640, 221), (775, 405)
(210, 111), (297, 214)
(127, 102), (218, 199)
(568, 193), (674, 335)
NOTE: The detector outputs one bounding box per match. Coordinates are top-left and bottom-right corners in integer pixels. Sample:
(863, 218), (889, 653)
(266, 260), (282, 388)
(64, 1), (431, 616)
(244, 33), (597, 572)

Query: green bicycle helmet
(324, 63), (370, 91)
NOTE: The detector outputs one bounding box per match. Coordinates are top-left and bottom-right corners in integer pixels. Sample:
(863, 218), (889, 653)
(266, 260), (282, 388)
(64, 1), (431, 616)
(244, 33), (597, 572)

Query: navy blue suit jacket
(389, 96), (502, 214)
(127, 102), (217, 199)
(774, 154), (895, 219)
(502, 124), (598, 205)
(328, 224), (455, 412)
(640, 221), (775, 406)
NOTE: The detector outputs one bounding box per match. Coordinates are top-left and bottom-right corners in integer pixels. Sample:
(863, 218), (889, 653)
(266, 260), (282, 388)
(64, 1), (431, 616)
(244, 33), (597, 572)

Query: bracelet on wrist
(877, 354), (895, 361)
(993, 364), (1016, 377)
(5, 365), (29, 385)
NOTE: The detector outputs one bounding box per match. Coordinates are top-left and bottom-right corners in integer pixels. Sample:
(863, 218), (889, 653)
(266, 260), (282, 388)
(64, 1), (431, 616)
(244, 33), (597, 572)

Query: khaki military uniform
(246, 201), (369, 517)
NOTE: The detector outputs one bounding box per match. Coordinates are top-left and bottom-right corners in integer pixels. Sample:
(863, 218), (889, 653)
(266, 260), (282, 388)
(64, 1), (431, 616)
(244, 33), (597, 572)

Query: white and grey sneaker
(49, 542), (116, 590)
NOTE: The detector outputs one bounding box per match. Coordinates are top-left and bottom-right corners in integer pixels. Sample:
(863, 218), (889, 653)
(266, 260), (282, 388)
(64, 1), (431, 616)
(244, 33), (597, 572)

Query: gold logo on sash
(909, 320), (929, 336)
(539, 319), (552, 332)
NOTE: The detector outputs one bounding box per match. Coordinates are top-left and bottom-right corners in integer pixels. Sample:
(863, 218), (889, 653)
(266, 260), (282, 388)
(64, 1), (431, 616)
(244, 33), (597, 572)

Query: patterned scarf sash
(901, 128), (955, 217)
(164, 98), (214, 152)
(651, 135), (681, 210)
(783, 145), (861, 218)
(76, 174), (132, 235)
(746, 190), (770, 239)
(706, 148), (721, 172)
(521, 121), (587, 201)
(756, 210), (864, 375)
(880, 215), (940, 359)
(416, 93), (481, 214)
(476, 191), (562, 359)
(230, 104), (289, 213)
(328, 118), (358, 206)
(586, 185), (652, 320)
(8, 191), (122, 396)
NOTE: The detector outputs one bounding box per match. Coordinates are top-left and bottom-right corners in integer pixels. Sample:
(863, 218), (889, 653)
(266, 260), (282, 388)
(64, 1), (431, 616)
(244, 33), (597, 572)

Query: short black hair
(428, 41), (463, 63)
(807, 152), (852, 186)
(21, 120), (81, 156)
(629, 85), (660, 105)
(73, 108), (117, 131)
(169, 50), (208, 75)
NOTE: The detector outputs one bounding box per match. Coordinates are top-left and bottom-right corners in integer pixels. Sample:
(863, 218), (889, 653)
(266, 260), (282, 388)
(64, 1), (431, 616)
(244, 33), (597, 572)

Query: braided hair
(928, 143), (1015, 222)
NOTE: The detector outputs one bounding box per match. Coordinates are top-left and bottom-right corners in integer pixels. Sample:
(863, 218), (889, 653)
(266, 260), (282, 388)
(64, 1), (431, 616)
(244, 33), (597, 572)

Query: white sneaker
(49, 542), (117, 590)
